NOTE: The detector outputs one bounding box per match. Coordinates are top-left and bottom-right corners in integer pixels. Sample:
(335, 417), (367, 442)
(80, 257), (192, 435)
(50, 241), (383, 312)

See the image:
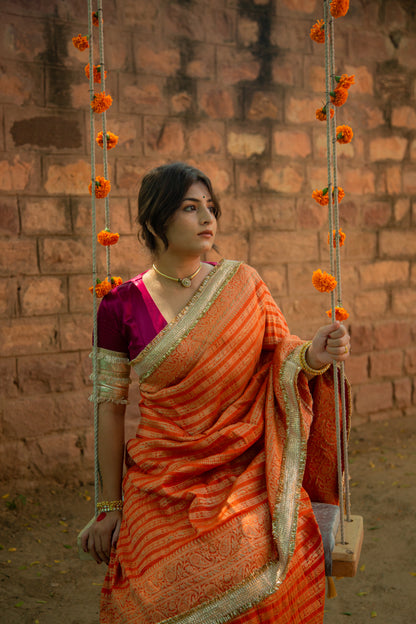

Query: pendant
(180, 278), (192, 287)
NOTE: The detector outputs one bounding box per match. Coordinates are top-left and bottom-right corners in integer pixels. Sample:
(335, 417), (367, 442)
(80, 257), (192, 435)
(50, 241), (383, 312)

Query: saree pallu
(100, 260), (347, 624)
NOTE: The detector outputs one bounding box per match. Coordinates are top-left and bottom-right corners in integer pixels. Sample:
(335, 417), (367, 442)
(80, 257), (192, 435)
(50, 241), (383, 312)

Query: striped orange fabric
(100, 263), (343, 624)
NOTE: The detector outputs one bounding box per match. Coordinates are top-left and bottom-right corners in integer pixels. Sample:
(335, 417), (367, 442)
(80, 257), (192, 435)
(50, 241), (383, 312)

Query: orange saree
(100, 260), (346, 624)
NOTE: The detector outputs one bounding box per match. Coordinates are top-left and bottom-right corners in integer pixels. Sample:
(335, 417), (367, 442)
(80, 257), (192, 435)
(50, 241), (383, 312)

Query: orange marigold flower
(90, 92), (113, 114)
(72, 34), (89, 51)
(312, 269), (337, 293)
(96, 131), (119, 150)
(326, 306), (349, 321)
(88, 176), (111, 199)
(97, 229), (120, 246)
(89, 276), (122, 298)
(84, 64), (107, 84)
(328, 228), (346, 248)
(336, 124), (353, 144)
(92, 11), (100, 26)
(336, 74), (355, 90)
(312, 188), (329, 206)
(330, 0), (350, 18)
(330, 87), (349, 107)
(337, 187), (345, 202)
(316, 106), (335, 121)
(310, 19), (325, 44)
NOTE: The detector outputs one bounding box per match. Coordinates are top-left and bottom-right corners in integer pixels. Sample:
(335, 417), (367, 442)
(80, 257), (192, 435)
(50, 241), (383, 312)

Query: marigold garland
(328, 228), (346, 248)
(310, 19), (325, 44)
(97, 229), (120, 246)
(92, 11), (100, 26)
(335, 74), (355, 90)
(312, 269), (337, 293)
(330, 0), (350, 18)
(89, 176), (111, 199)
(316, 106), (334, 121)
(90, 92), (113, 114)
(85, 64), (107, 84)
(89, 276), (122, 298)
(96, 131), (119, 150)
(72, 34), (89, 51)
(312, 187), (345, 206)
(326, 306), (349, 321)
(330, 87), (349, 107)
(336, 125), (353, 144)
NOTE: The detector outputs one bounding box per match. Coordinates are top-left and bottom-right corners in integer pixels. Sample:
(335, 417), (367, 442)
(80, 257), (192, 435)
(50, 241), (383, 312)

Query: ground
(0, 414), (415, 624)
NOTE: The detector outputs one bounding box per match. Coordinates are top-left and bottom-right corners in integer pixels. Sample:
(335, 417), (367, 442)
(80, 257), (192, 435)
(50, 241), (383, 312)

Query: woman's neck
(153, 253), (202, 279)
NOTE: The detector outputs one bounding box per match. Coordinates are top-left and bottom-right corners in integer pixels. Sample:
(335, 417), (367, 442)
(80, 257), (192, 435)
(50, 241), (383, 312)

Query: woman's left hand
(307, 321), (350, 370)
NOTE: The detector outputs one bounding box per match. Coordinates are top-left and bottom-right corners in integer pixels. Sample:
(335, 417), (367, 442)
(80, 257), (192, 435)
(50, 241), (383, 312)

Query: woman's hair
(137, 162), (221, 254)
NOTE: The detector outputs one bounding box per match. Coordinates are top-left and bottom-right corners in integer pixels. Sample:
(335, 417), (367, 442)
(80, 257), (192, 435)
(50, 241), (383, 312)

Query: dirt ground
(1, 414), (415, 624)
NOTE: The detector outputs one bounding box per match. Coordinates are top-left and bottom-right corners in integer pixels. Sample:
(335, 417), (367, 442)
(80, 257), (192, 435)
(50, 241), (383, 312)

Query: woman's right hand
(81, 511), (122, 564)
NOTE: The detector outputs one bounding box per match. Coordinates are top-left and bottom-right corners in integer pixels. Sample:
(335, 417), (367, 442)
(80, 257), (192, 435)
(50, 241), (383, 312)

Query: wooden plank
(331, 514), (364, 577)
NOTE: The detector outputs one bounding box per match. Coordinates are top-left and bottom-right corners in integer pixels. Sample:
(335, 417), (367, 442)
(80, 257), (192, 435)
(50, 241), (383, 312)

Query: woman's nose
(199, 204), (214, 223)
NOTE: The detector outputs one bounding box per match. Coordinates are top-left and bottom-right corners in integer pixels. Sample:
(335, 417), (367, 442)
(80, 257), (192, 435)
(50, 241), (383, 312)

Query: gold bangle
(96, 500), (123, 513)
(299, 341), (331, 376)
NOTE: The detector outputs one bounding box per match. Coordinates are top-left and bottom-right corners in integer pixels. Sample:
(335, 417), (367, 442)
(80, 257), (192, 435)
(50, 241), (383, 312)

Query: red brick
(17, 353), (84, 394)
(271, 18), (314, 53)
(207, 232), (248, 263)
(392, 288), (416, 315)
(215, 195), (252, 232)
(0, 317), (59, 356)
(68, 275), (93, 314)
(344, 355), (369, 386)
(135, 42), (180, 75)
(355, 381), (393, 414)
(369, 136), (407, 162)
(272, 53), (303, 86)
(349, 31), (394, 62)
(21, 197), (70, 234)
(307, 165), (329, 190)
(353, 290), (388, 319)
(279, 0), (317, 12)
(285, 95), (325, 124)
(44, 158), (91, 195)
(199, 86), (235, 119)
(358, 261), (409, 288)
(20, 277), (66, 316)
(0, 60), (43, 106)
(185, 43), (216, 79)
(238, 16), (259, 46)
(217, 47), (260, 84)
(251, 232), (318, 264)
(342, 167), (376, 194)
(287, 263), (323, 296)
(261, 165), (304, 193)
(107, 235), (150, 277)
(357, 105), (384, 130)
(296, 198), (328, 229)
(362, 201), (392, 228)
(164, 4), (235, 45)
(350, 324), (374, 354)
(337, 200), (360, 228)
(36, 431), (87, 477)
(392, 106), (416, 129)
(40, 237), (91, 274)
(119, 0), (159, 27)
(383, 165), (402, 195)
(373, 321), (412, 350)
(404, 348), (416, 375)
(188, 124), (224, 155)
(380, 231), (416, 259)
(280, 294), (328, 337)
(304, 64), (325, 93)
(370, 350), (403, 379)
(170, 92), (193, 114)
(252, 197), (296, 230)
(258, 266), (287, 297)
(394, 378), (412, 409)
(0, 17), (46, 61)
(0, 239), (38, 276)
(345, 232), (377, 261)
(0, 197), (19, 235)
(397, 35), (416, 69)
(73, 197), (132, 235)
(0, 278), (18, 317)
(246, 91), (281, 121)
(188, 158), (232, 194)
(115, 157), (161, 196)
(119, 74), (168, 116)
(0, 154), (36, 191)
(144, 119), (185, 157)
(273, 130), (311, 158)
(402, 166), (416, 193)
(100, 117), (141, 155)
(344, 64), (373, 95)
(60, 314), (92, 352)
(0, 357), (18, 398)
(227, 130), (267, 158)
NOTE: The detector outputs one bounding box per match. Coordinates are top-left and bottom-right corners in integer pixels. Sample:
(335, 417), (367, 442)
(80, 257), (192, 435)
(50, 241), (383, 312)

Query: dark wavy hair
(137, 162), (221, 254)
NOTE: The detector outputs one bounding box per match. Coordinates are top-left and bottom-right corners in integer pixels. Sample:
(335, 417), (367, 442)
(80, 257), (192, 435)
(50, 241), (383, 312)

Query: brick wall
(1, 0), (415, 484)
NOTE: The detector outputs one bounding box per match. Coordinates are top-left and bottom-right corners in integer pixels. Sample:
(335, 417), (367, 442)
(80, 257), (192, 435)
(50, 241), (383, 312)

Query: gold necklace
(152, 263), (202, 288)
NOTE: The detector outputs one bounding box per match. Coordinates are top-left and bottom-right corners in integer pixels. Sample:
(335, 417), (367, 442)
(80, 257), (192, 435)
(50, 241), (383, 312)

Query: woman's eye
(184, 204), (196, 212)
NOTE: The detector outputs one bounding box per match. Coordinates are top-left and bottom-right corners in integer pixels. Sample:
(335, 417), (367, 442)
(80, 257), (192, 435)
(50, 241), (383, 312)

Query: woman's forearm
(97, 402), (126, 501)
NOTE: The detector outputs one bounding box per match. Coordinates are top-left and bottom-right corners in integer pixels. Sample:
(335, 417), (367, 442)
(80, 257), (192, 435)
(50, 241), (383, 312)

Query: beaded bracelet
(96, 499), (123, 513)
(299, 341), (331, 376)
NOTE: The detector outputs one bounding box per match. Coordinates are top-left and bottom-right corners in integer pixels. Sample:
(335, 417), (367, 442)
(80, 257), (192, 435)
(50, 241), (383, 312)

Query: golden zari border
(130, 259), (241, 383)
(89, 347), (131, 404)
(151, 346), (307, 624)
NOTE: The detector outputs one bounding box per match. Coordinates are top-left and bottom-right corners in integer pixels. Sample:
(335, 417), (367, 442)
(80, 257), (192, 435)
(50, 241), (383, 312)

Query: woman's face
(161, 181), (217, 257)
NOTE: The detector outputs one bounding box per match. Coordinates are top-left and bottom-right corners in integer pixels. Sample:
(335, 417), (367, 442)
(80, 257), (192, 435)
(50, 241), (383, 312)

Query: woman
(82, 162), (350, 624)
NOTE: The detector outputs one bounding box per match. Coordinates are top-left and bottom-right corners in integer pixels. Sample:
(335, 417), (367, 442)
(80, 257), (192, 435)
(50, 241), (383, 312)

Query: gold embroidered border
(89, 347), (131, 404)
(130, 259), (241, 383)
(150, 346), (307, 624)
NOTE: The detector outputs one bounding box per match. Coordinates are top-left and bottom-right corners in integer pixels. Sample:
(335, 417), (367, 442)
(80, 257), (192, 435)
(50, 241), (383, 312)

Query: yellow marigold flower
(326, 306), (349, 321)
(328, 229), (346, 248)
(330, 88), (349, 107)
(72, 34), (89, 51)
(310, 19), (325, 44)
(336, 125), (353, 144)
(312, 269), (337, 293)
(336, 74), (355, 90)
(316, 106), (334, 121)
(88, 176), (111, 199)
(330, 0), (350, 18)
(84, 64), (107, 84)
(97, 229), (120, 246)
(96, 131), (119, 150)
(90, 92), (113, 114)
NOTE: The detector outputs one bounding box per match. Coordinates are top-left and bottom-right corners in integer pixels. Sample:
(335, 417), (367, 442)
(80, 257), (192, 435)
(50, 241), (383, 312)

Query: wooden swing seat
(331, 514), (364, 577)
